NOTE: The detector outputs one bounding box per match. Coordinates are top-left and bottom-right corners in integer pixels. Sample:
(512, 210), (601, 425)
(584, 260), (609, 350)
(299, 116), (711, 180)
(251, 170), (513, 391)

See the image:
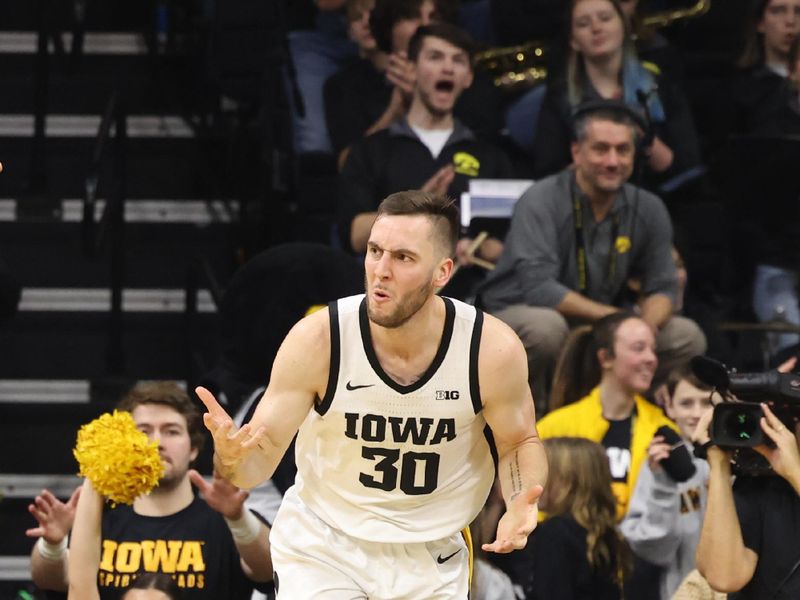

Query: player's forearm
(696, 453), (749, 591)
(497, 436), (548, 508)
(214, 436), (284, 491)
(555, 291), (618, 323)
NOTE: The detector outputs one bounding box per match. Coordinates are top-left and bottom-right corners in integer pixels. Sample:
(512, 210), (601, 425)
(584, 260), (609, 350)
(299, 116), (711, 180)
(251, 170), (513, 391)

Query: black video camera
(691, 356), (800, 474)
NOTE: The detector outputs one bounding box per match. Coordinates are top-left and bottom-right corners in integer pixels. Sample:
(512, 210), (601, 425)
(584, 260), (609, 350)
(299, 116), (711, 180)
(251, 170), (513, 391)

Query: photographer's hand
(691, 405), (731, 466)
(754, 403), (800, 494)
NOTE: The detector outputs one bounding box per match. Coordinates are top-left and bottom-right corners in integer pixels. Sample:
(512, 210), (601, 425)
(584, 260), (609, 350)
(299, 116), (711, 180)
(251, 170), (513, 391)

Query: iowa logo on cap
(453, 152), (480, 177)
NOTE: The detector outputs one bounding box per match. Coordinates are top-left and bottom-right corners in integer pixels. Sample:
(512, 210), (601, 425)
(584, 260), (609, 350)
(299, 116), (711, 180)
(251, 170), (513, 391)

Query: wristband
(224, 510), (261, 545)
(37, 536), (67, 561)
(693, 439), (713, 460)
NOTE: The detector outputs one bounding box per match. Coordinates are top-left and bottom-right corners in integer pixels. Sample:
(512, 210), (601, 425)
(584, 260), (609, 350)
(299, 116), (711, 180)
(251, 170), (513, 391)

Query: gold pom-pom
(74, 410), (164, 506)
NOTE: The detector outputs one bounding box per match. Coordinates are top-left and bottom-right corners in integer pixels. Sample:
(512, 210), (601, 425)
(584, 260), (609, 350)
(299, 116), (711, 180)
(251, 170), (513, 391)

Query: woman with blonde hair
(524, 437), (631, 600)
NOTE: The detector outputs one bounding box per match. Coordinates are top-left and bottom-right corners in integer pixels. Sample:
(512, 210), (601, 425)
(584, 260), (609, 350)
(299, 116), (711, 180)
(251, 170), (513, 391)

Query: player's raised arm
(480, 314), (548, 553)
(198, 308), (331, 489)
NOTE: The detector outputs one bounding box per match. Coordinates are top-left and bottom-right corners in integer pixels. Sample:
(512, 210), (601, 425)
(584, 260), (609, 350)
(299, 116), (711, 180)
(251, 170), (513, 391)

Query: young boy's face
(666, 379), (713, 439)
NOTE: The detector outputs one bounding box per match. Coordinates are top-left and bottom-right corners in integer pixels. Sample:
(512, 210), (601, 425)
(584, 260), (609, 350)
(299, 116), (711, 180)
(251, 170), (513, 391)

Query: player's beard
(366, 277), (435, 329)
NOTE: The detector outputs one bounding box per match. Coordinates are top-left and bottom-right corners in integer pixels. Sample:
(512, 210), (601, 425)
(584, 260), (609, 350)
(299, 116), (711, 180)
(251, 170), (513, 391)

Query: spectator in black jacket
(338, 23), (513, 273)
(324, 0), (504, 171)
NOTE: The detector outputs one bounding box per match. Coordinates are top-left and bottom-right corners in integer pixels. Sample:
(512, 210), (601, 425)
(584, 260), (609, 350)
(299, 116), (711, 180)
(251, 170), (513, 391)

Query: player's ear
(433, 256), (453, 288)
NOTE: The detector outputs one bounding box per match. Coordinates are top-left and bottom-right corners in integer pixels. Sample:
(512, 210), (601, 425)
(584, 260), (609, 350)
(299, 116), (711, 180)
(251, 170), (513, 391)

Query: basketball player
(197, 190), (548, 599)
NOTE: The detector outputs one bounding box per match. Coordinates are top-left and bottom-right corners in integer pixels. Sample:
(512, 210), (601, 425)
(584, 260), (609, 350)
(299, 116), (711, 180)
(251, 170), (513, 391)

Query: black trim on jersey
(316, 300), (340, 416)
(468, 308), (484, 414)
(358, 296), (455, 395)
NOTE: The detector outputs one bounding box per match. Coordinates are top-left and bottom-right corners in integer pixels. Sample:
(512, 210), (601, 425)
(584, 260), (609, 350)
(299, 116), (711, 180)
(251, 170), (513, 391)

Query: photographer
(694, 399), (800, 598)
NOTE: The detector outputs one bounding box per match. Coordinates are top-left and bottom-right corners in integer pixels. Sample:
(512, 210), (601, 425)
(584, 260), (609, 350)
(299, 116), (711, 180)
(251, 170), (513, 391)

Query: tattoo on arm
(508, 450), (522, 502)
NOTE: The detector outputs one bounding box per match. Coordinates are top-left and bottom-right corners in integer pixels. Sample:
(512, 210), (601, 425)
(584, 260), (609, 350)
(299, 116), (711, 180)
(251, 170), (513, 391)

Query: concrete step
(0, 310), (219, 379)
(0, 1), (151, 32)
(0, 131), (221, 200)
(0, 214), (236, 288)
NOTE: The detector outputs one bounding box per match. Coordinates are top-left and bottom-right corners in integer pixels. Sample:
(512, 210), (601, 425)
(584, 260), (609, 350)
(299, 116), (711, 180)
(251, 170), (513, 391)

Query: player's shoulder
(479, 311), (525, 350)
(477, 311), (528, 371)
(287, 305), (331, 341)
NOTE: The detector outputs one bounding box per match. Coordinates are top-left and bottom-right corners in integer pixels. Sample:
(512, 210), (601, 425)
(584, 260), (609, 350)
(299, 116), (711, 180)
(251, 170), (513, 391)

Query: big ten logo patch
(452, 152), (480, 177)
(98, 540), (206, 589)
(435, 390), (460, 400)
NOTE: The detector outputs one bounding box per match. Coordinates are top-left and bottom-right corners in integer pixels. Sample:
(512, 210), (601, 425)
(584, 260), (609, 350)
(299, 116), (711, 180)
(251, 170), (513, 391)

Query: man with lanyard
(478, 99), (706, 409)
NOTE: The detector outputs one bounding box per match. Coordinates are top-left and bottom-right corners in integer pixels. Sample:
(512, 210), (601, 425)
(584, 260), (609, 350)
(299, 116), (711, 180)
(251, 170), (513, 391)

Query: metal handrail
(82, 91), (128, 374)
(184, 257), (224, 383)
(29, 0), (89, 195)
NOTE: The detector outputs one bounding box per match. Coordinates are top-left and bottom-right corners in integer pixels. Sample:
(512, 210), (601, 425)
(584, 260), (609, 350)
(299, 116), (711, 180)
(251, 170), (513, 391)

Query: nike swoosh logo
(437, 549), (461, 564)
(346, 381), (375, 391)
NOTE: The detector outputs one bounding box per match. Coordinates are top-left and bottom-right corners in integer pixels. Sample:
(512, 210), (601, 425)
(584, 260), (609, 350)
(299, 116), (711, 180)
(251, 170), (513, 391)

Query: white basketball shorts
(270, 487), (471, 599)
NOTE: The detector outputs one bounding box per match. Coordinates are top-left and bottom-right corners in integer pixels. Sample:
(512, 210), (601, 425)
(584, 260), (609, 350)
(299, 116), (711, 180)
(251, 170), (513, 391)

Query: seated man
(478, 100), (706, 407)
(28, 382), (272, 598)
(338, 22), (513, 265)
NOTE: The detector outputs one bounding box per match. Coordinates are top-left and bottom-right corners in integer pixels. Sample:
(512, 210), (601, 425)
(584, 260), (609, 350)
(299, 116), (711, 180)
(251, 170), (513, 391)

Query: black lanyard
(571, 178), (621, 296)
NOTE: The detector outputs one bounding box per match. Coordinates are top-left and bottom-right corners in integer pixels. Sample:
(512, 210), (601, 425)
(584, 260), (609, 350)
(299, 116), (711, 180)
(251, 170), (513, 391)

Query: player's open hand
(195, 386), (266, 478)
(26, 486), (81, 544)
(188, 469), (249, 520)
(482, 484), (543, 553)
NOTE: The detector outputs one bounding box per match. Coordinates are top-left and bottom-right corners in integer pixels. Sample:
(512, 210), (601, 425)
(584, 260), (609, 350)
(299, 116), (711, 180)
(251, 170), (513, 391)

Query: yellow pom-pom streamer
(74, 410), (164, 506)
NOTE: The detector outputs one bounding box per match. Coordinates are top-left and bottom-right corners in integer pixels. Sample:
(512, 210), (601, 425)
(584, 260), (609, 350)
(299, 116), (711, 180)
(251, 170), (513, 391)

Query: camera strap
(571, 178), (621, 297)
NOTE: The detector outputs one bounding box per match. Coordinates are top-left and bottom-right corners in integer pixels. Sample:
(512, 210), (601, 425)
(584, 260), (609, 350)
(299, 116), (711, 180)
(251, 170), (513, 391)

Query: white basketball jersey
(292, 294), (495, 543)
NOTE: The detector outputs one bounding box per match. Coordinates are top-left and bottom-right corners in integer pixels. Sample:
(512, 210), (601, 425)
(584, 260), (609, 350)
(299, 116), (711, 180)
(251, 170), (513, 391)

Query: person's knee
(520, 313), (568, 374)
(534, 311), (570, 355)
(496, 307), (567, 355)
(658, 317), (707, 359)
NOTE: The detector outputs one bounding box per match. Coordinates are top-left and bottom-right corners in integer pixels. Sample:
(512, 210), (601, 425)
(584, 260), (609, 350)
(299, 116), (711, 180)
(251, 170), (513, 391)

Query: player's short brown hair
(376, 190), (459, 258)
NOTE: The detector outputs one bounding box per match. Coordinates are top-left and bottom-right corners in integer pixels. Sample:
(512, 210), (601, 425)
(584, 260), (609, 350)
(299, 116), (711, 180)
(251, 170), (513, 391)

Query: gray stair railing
(82, 91), (128, 375)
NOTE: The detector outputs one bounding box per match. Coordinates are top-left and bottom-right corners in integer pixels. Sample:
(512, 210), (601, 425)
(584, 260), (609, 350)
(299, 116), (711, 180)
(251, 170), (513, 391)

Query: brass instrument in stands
(474, 0), (711, 93)
(641, 0), (710, 28)
(474, 42), (547, 92)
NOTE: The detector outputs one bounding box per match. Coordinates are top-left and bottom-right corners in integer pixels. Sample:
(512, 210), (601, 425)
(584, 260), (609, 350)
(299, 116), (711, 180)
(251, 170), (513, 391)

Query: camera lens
(724, 409), (760, 442)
